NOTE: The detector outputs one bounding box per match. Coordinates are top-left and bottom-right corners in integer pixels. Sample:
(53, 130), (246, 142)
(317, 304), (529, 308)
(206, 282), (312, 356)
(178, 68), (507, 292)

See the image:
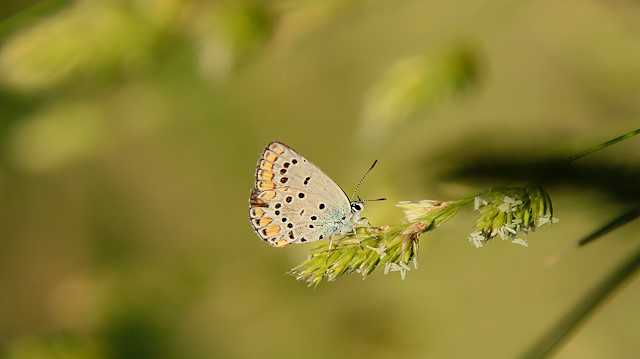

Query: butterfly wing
(249, 141), (353, 247)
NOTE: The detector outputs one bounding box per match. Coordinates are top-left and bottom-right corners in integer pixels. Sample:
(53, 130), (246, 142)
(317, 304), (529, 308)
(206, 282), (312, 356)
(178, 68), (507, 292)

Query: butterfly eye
(351, 203), (363, 211)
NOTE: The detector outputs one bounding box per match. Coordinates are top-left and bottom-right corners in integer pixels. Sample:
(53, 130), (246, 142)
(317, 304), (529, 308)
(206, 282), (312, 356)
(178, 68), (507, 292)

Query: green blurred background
(1, 0), (639, 358)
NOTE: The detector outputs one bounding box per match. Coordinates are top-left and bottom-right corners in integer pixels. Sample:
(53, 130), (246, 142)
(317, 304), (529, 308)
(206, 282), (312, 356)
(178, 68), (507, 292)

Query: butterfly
(249, 141), (381, 247)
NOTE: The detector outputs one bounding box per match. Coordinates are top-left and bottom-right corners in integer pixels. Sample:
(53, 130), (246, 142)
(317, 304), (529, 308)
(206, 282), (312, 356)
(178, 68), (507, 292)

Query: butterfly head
(350, 200), (365, 214)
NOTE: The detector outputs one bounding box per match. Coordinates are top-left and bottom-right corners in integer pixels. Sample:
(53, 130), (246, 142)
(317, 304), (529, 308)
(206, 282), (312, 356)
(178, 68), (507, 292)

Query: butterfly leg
(326, 236), (335, 262)
(351, 227), (365, 250)
(359, 217), (381, 239)
(326, 234), (353, 262)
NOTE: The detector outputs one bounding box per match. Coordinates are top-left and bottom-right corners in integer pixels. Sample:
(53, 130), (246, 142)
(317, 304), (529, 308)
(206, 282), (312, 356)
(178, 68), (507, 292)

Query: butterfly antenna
(364, 197), (387, 202)
(352, 160), (378, 201)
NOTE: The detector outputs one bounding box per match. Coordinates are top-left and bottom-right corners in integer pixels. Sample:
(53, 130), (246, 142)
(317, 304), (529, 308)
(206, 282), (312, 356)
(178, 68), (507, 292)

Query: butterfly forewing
(249, 141), (352, 247)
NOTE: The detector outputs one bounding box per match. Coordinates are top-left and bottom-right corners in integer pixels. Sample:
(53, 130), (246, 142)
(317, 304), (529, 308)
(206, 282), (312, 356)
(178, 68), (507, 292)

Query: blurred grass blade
(194, 2), (277, 80)
(577, 208), (640, 247)
(8, 102), (109, 171)
(521, 244), (640, 359)
(0, 0), (71, 41)
(359, 46), (479, 143)
(547, 208), (640, 266)
(0, 1), (160, 92)
(568, 128), (640, 162)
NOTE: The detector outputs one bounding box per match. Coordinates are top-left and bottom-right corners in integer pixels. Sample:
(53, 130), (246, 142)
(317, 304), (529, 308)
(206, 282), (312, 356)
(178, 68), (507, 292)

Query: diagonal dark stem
(568, 128), (640, 162)
(577, 208), (640, 247)
(547, 208), (640, 266)
(520, 244), (640, 359)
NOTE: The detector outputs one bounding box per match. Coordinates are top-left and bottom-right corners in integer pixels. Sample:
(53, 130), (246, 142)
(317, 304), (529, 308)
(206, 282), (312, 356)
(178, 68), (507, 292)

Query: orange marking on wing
(258, 191), (276, 200)
(258, 217), (272, 227)
(263, 150), (278, 162)
(275, 238), (289, 247)
(250, 198), (266, 207)
(265, 225), (281, 236)
(250, 208), (265, 218)
(260, 160), (273, 171)
(269, 143), (285, 154)
(258, 170), (274, 181)
(249, 188), (267, 208)
(258, 181), (275, 191)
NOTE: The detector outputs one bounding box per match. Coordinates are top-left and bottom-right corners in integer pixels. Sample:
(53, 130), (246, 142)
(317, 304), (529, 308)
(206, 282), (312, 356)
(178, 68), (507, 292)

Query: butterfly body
(249, 141), (365, 247)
